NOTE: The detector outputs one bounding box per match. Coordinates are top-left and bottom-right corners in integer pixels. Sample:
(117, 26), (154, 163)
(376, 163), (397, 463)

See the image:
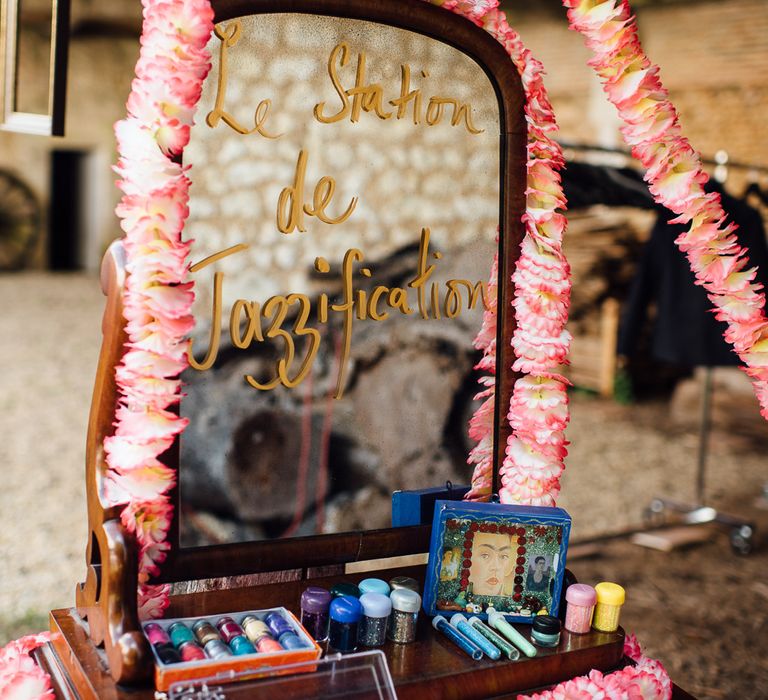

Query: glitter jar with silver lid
(388, 576), (420, 594)
(358, 592), (392, 647)
(388, 588), (421, 644)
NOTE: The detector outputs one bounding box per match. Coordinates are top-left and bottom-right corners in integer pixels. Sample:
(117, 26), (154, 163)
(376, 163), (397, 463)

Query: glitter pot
(593, 582), (625, 632)
(467, 616), (520, 661)
(358, 593), (392, 647)
(241, 616), (284, 653)
(358, 578), (390, 596)
(265, 612), (306, 650)
(217, 616), (245, 644)
(328, 595), (363, 653)
(204, 639), (233, 659)
(564, 584), (597, 634)
(192, 620), (220, 646)
(144, 623), (170, 646)
(531, 615), (561, 648)
(154, 642), (182, 665)
(300, 586), (332, 642)
(168, 622), (195, 648)
(331, 582), (360, 599)
(178, 641), (206, 662)
(388, 589), (421, 644)
(229, 635), (257, 655)
(389, 576), (420, 594)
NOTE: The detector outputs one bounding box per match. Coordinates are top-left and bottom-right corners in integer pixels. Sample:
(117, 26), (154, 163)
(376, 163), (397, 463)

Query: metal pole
(696, 367), (714, 506)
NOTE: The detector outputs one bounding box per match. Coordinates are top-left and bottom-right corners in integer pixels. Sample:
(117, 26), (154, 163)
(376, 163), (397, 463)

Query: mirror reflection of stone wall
(180, 14), (500, 545)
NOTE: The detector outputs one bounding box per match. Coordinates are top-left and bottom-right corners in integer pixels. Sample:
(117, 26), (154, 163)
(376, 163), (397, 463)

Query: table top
(48, 564), (629, 700)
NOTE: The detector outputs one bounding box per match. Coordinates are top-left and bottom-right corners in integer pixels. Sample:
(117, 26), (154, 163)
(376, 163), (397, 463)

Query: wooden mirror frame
(76, 0), (526, 683)
(0, 0), (70, 136)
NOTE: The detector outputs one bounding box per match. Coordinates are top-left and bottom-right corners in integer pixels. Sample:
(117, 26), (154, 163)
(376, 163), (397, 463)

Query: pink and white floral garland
(520, 633), (672, 700)
(439, 1), (573, 506)
(0, 634), (54, 700)
(104, 0), (214, 620)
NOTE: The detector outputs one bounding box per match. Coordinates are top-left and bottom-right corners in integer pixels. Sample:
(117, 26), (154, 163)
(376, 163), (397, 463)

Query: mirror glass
(180, 13), (501, 545)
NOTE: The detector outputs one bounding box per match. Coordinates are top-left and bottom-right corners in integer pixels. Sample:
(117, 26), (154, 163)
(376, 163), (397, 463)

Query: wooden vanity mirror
(72, 0), (527, 686)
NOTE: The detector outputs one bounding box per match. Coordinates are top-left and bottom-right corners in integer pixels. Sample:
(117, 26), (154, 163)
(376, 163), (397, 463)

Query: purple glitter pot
(301, 586), (332, 642)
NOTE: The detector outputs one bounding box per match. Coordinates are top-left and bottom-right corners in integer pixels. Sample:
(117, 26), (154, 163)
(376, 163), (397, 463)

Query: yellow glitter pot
(592, 582), (625, 632)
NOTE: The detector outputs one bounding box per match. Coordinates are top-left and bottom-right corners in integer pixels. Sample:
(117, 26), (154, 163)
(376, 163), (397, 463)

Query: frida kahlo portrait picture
(423, 501), (571, 621)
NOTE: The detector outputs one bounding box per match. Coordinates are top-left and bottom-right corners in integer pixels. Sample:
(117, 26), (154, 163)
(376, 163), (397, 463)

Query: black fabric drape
(617, 184), (768, 367)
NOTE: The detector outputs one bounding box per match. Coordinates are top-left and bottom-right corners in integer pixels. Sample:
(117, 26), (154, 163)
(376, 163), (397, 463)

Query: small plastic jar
(192, 620), (220, 646)
(388, 589), (421, 644)
(241, 616), (283, 652)
(144, 623), (170, 646)
(593, 582), (625, 632)
(389, 576), (420, 594)
(154, 642), (181, 664)
(331, 582), (360, 599)
(358, 578), (390, 596)
(358, 592), (392, 647)
(265, 612), (306, 650)
(531, 615), (562, 648)
(168, 622), (195, 648)
(229, 635), (256, 655)
(203, 638), (232, 659)
(329, 596), (363, 653)
(564, 584), (597, 634)
(216, 616), (246, 644)
(178, 641), (206, 662)
(300, 586), (332, 642)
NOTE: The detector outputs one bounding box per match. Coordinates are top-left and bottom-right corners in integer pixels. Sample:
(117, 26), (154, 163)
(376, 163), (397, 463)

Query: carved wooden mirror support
(76, 0), (526, 684)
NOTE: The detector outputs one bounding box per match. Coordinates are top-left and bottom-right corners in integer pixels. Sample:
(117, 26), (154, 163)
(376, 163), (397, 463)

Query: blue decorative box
(422, 500), (571, 623)
(391, 484), (470, 527)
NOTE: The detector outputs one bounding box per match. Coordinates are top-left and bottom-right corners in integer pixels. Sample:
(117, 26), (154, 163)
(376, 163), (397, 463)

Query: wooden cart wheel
(0, 169), (41, 270)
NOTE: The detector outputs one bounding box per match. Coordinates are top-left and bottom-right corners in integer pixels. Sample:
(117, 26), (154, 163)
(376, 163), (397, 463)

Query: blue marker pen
(432, 615), (483, 660)
(450, 613), (501, 661)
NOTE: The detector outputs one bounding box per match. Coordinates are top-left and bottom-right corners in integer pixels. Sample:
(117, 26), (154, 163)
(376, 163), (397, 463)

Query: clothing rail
(558, 140), (768, 175)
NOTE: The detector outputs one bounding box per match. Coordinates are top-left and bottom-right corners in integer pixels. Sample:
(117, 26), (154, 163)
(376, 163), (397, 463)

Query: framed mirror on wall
(147, 0), (527, 582)
(0, 0), (70, 135)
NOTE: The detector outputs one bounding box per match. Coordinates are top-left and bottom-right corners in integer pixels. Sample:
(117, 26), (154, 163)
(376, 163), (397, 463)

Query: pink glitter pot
(144, 623), (170, 646)
(564, 584), (597, 634)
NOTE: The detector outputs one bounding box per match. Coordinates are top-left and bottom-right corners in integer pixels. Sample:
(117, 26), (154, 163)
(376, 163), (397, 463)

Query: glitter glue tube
(358, 578), (390, 596)
(358, 593), (392, 647)
(144, 623), (170, 646)
(487, 608), (537, 658)
(432, 615), (483, 660)
(593, 582), (625, 632)
(468, 616), (520, 661)
(450, 614), (501, 660)
(301, 586), (332, 642)
(241, 616), (284, 653)
(564, 584), (597, 634)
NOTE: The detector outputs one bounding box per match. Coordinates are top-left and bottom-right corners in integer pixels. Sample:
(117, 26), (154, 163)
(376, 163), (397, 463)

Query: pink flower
(138, 583), (172, 620)
(0, 635), (54, 700)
